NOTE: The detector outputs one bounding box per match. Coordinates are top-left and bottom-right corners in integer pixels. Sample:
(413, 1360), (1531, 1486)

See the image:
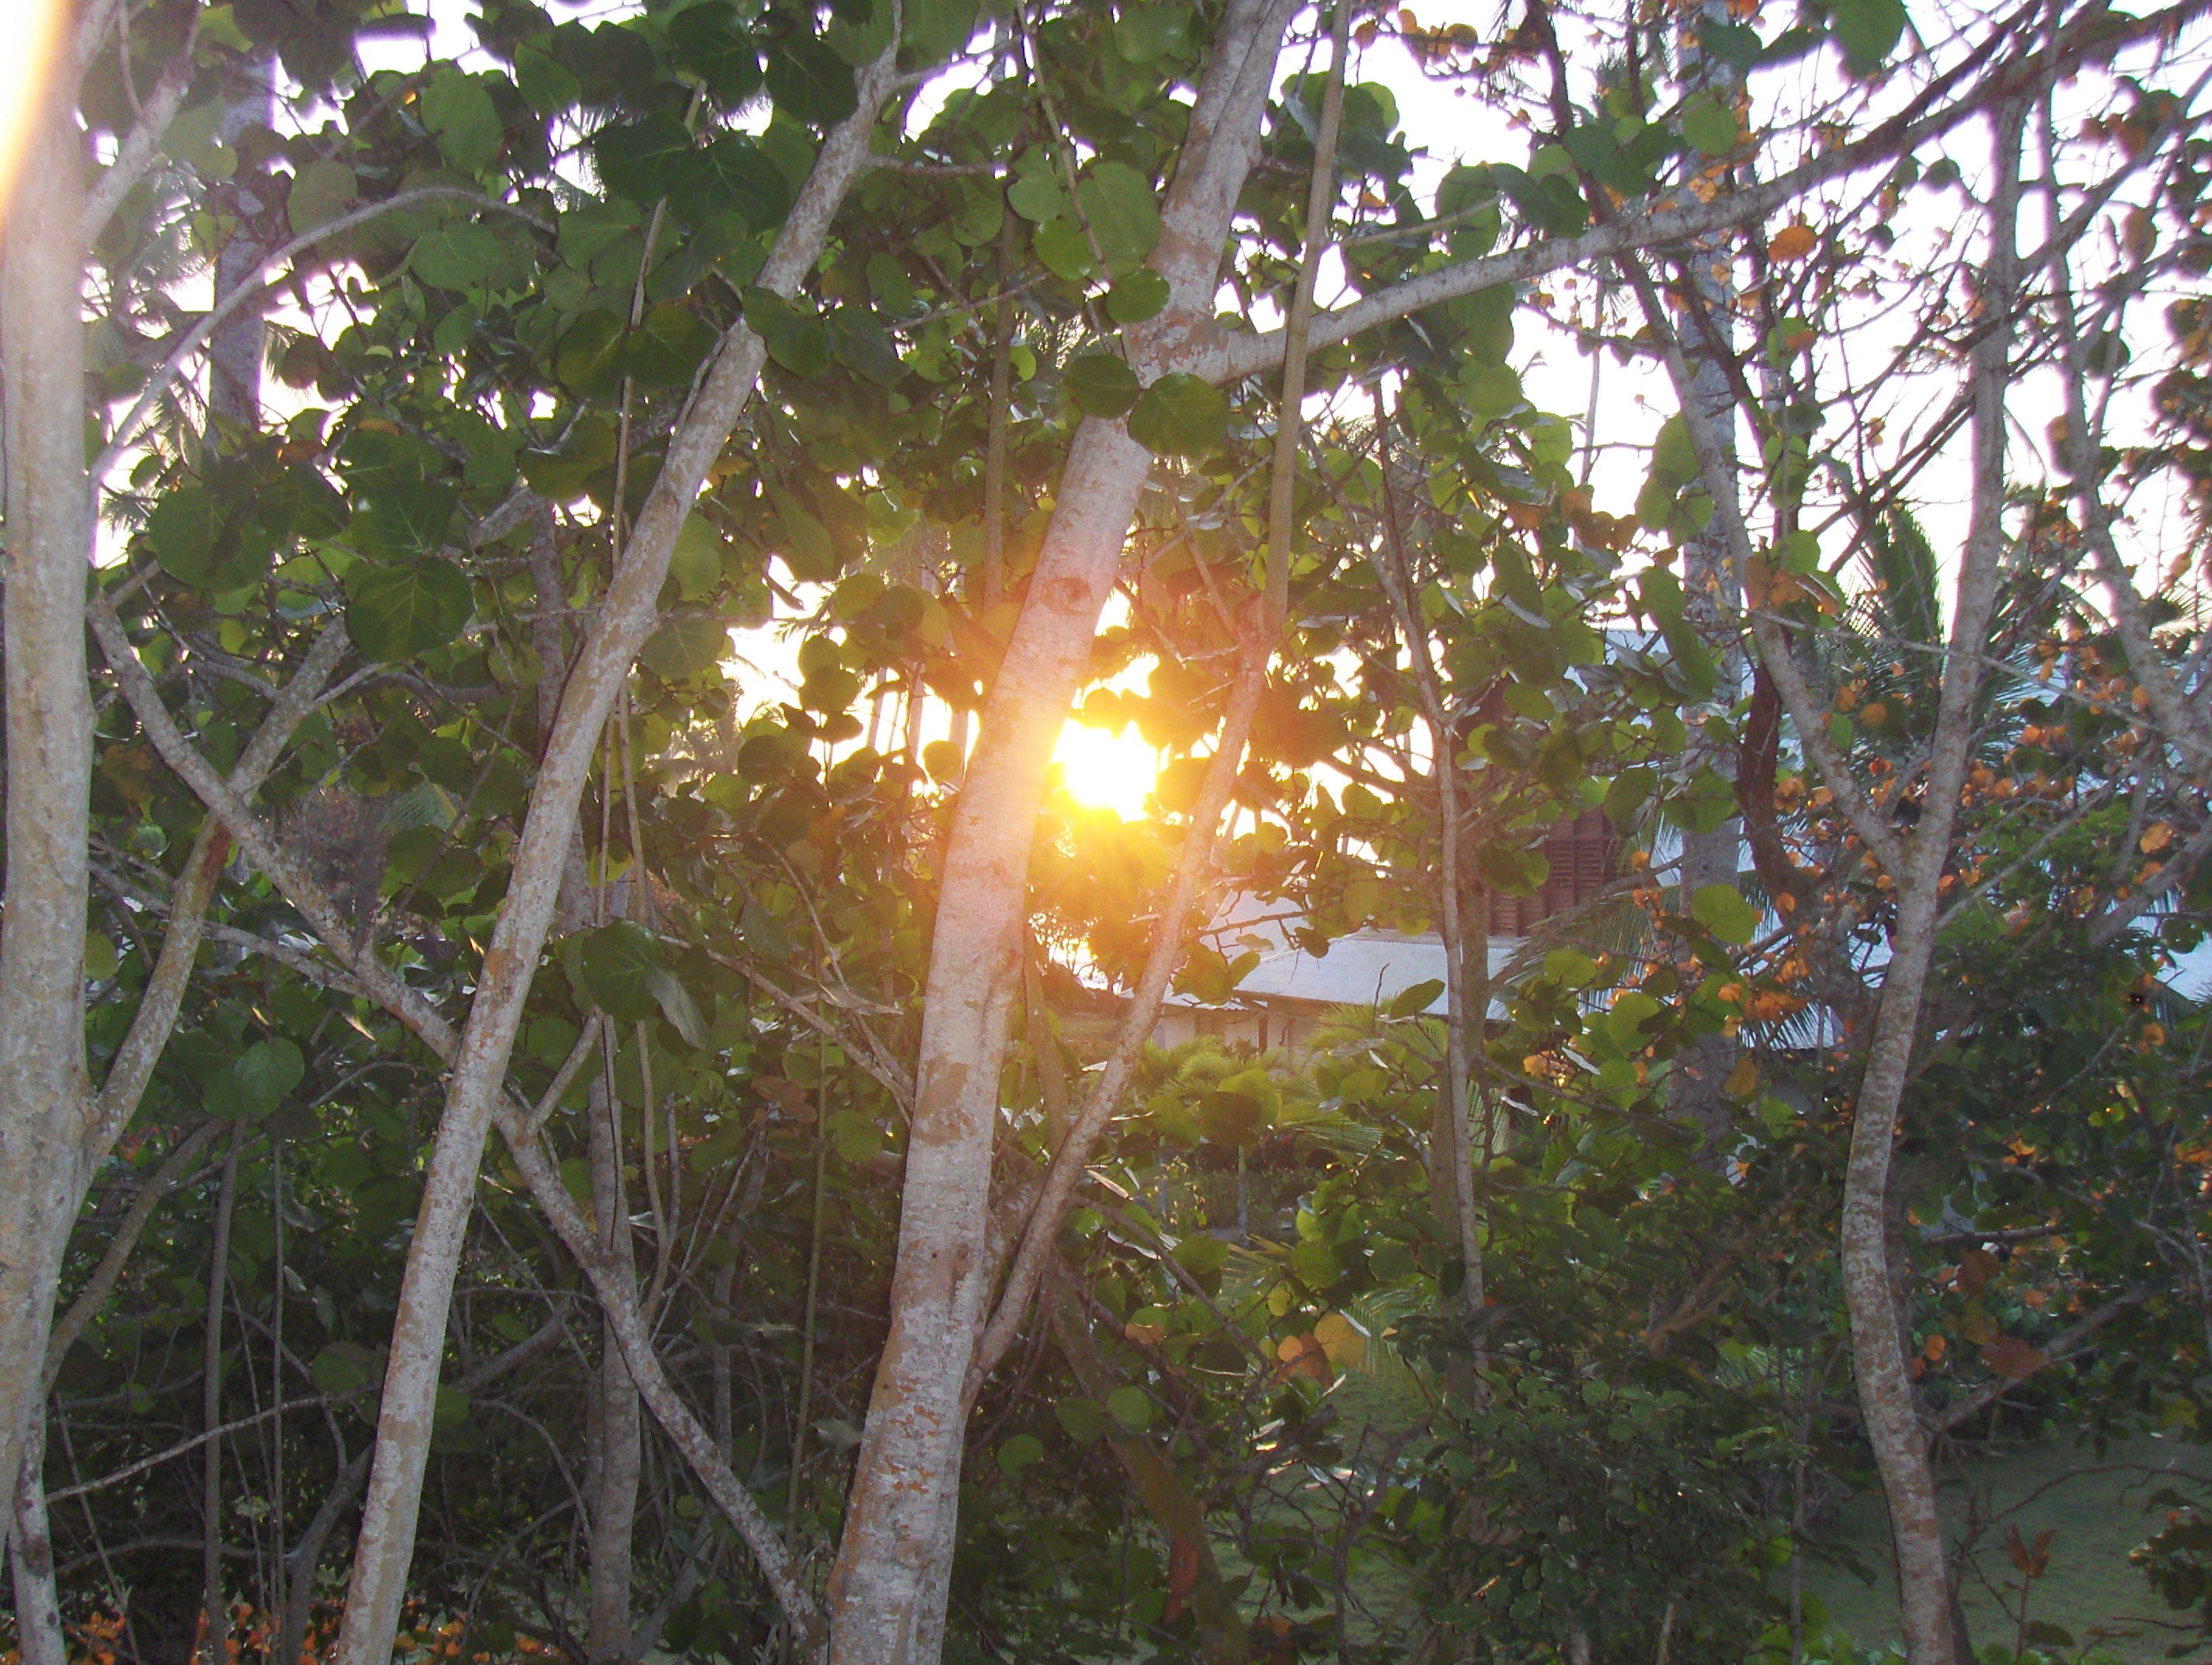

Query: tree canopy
(5, 2), (2212, 1664)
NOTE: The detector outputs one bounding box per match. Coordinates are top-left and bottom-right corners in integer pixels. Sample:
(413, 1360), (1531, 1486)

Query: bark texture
(0, 76), (93, 1517)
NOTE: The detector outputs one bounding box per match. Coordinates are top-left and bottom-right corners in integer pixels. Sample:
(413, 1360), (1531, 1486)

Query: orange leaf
(1163, 1535), (1200, 1624)
(1770, 223), (1817, 261)
(1958, 1247), (1999, 1296)
(1981, 1333), (2047, 1380)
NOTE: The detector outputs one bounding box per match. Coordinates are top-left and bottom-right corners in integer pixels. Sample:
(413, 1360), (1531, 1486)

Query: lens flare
(0, 0), (68, 228)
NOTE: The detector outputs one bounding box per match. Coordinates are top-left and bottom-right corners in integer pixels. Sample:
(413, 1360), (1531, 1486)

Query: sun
(1052, 718), (1160, 821)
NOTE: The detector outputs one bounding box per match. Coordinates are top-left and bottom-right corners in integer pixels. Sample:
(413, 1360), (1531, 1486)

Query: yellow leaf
(1314, 1311), (1368, 1368)
(1723, 1055), (1760, 1098)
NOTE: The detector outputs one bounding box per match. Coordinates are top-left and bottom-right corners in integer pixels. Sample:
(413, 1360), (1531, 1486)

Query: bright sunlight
(1050, 719), (1160, 822)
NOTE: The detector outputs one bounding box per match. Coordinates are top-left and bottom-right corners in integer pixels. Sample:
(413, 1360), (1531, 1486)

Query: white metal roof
(1172, 926), (1523, 1021)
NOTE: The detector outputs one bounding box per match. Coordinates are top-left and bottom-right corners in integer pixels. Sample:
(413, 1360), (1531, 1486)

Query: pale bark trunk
(200, 1133), (243, 1665)
(586, 1071), (641, 1665)
(0, 77), (93, 1512)
(1368, 415), (1483, 1326)
(206, 59), (272, 440)
(1667, 5), (1744, 1159)
(1831, 114), (2020, 1665)
(1637, 107), (2024, 1665)
(328, 43), (899, 1665)
(824, 9), (1297, 1657)
(9, 1420), (63, 1665)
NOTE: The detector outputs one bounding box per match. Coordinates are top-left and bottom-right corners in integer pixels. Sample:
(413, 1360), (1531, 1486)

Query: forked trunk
(823, 5), (1296, 1656)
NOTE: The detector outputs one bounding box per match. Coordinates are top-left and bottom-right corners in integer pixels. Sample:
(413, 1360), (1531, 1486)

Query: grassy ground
(1800, 1432), (2210, 1662)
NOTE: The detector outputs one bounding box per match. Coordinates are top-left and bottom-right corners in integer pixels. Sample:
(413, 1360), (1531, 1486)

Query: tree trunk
(205, 58), (272, 440)
(0, 71), (93, 1513)
(1640, 103), (2025, 1665)
(586, 1069), (642, 1665)
(823, 8), (1296, 1656)
(200, 1132), (243, 1665)
(9, 1419), (64, 1665)
(1666, 3), (1745, 1160)
(1835, 112), (2021, 1665)
(328, 44), (900, 1665)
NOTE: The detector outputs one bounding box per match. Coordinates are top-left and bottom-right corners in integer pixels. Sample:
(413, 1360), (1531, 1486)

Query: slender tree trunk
(10, 1419), (64, 1665)
(1833, 113), (2020, 1665)
(328, 45), (900, 1665)
(1639, 103), (2025, 1665)
(823, 9), (1299, 1656)
(1369, 412), (1483, 1326)
(586, 1069), (641, 1665)
(1667, 3), (1745, 1159)
(200, 1133), (244, 1665)
(0, 70), (93, 1513)
(205, 58), (272, 441)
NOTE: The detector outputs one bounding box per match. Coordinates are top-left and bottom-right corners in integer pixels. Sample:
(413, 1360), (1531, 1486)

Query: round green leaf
(1126, 371), (1228, 456)
(1653, 413), (1699, 482)
(576, 920), (663, 1022)
(593, 113), (694, 203)
(346, 558), (475, 661)
(1076, 161), (1160, 276)
(1680, 93), (1739, 157)
(996, 1434), (1045, 1478)
(642, 615), (729, 681)
(411, 221), (536, 293)
(1829, 0), (1908, 71)
(667, 4), (763, 106)
(628, 303), (718, 389)
(764, 34), (856, 126)
(827, 306), (904, 387)
(1115, 5), (1191, 61)
(146, 487), (269, 591)
(1066, 352), (1139, 418)
(670, 134), (791, 231)
(1690, 881), (1761, 945)
(310, 1343), (379, 1396)
(903, 0), (979, 64)
(208, 1036), (306, 1119)
(1006, 151), (1068, 224)
(670, 512), (725, 601)
(1106, 269), (1169, 324)
(287, 159), (356, 235)
(745, 290), (830, 378)
(353, 480), (457, 558)
(420, 73), (503, 175)
(1106, 1385), (1154, 1431)
(1054, 1397), (1108, 1444)
(1462, 361), (1523, 421)
(558, 308), (628, 396)
(84, 932), (119, 980)
(1031, 217), (1094, 283)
